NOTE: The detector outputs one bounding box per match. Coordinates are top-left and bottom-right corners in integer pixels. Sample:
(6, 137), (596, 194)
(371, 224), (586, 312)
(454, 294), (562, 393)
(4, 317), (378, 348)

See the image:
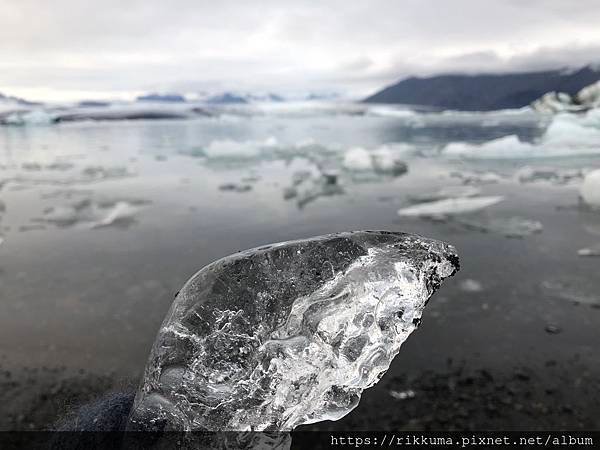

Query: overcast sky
(2, 0), (600, 102)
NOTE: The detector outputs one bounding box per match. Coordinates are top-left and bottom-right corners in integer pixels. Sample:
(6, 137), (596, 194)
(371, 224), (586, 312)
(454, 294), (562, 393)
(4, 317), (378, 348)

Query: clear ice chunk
(127, 231), (459, 432)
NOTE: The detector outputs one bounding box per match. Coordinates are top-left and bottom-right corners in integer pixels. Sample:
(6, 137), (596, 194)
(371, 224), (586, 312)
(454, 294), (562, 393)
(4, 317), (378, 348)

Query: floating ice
(408, 186), (481, 203)
(219, 183), (253, 193)
(342, 147), (372, 171)
(443, 112), (600, 159)
(577, 81), (600, 107)
(578, 244), (600, 257)
(459, 279), (483, 293)
(580, 169), (600, 209)
(541, 278), (600, 307)
(342, 146), (408, 177)
(370, 148), (408, 177)
(128, 231), (459, 433)
(35, 198), (146, 229)
(91, 201), (140, 229)
(450, 170), (503, 185)
(457, 216), (543, 238)
(204, 137), (278, 160)
(531, 81), (600, 113)
(397, 196), (504, 217)
(515, 166), (585, 185)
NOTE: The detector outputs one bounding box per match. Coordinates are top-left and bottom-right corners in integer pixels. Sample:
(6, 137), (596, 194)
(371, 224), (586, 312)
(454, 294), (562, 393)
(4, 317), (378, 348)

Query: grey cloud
(1, 0), (600, 101)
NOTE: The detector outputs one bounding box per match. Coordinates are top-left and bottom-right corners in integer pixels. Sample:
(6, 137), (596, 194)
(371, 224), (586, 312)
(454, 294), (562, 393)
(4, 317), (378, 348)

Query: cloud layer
(2, 0), (600, 101)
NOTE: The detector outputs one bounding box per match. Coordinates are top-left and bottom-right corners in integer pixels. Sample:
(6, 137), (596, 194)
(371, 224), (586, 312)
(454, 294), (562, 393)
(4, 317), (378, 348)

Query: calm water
(0, 103), (599, 383)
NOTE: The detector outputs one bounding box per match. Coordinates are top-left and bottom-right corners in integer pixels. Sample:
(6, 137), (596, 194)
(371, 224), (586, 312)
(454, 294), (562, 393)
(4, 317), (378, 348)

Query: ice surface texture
(128, 231), (459, 432)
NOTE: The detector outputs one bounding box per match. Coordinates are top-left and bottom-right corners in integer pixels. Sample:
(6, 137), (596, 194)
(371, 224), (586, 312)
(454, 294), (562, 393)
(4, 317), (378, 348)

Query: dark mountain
(363, 66), (600, 111)
(0, 91), (40, 106)
(205, 93), (248, 104)
(136, 93), (186, 103)
(78, 100), (111, 108)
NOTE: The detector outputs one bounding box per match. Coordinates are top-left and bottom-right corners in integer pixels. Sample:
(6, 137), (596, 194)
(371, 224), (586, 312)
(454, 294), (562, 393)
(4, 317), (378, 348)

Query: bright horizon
(2, 0), (600, 103)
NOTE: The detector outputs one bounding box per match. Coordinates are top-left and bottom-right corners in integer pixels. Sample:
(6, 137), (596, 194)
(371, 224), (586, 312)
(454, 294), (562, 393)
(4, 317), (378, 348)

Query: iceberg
(342, 147), (373, 171)
(342, 146), (408, 177)
(127, 231), (459, 434)
(531, 80), (600, 113)
(443, 111), (600, 159)
(203, 137), (279, 160)
(515, 166), (585, 184)
(580, 169), (600, 209)
(397, 196), (504, 217)
(457, 216), (543, 238)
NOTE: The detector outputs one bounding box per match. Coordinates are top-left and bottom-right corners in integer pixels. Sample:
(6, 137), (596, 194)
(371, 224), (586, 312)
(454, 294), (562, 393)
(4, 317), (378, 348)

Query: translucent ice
(128, 231), (459, 432)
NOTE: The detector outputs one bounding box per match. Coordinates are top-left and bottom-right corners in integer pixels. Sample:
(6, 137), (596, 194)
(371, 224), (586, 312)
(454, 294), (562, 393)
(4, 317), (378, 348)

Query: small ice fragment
(544, 324), (562, 334)
(91, 201), (138, 228)
(203, 137), (278, 160)
(450, 170), (503, 185)
(397, 196), (504, 217)
(580, 169), (600, 209)
(458, 216), (543, 238)
(343, 147), (372, 171)
(516, 166), (585, 184)
(541, 278), (600, 307)
(577, 244), (600, 257)
(218, 183), (252, 193)
(460, 279), (483, 292)
(128, 231), (459, 433)
(389, 389), (416, 400)
(370, 148), (407, 177)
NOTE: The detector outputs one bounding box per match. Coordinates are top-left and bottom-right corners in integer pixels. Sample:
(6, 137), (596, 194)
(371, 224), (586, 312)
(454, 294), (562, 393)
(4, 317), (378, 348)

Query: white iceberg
(443, 111), (600, 159)
(342, 147), (373, 171)
(580, 169), (600, 209)
(397, 196), (504, 217)
(203, 137), (279, 160)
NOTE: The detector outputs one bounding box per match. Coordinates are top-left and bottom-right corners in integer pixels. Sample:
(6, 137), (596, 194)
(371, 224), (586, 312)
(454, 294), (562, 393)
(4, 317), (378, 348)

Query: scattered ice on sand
(398, 196), (504, 218)
(460, 279), (483, 292)
(389, 389), (416, 400)
(544, 324), (562, 334)
(577, 244), (600, 257)
(541, 278), (600, 307)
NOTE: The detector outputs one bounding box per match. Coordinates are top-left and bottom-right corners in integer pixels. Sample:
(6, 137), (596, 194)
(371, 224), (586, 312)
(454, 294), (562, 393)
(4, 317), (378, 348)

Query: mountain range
(363, 66), (600, 111)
